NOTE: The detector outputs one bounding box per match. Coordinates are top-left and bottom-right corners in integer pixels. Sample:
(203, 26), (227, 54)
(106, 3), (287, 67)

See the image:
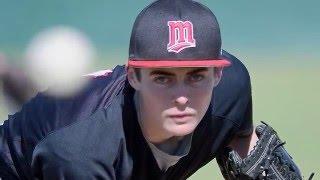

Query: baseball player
(0, 0), (304, 179)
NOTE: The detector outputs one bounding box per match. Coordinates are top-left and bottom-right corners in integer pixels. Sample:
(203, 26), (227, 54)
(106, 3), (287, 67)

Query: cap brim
(127, 59), (231, 68)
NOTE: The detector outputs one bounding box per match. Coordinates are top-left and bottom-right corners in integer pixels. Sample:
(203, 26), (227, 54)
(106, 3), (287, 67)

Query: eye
(188, 74), (205, 82)
(153, 76), (172, 84)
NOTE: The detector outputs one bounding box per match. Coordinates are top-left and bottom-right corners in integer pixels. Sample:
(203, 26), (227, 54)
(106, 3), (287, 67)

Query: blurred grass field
(1, 60), (318, 179)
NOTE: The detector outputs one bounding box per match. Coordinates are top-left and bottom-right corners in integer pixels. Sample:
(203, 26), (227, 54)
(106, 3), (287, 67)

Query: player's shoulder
(220, 50), (243, 65)
(217, 50), (251, 96)
(211, 50), (252, 133)
(84, 65), (127, 90)
(221, 50), (250, 81)
(85, 65), (126, 81)
(32, 97), (125, 166)
(1, 65), (128, 160)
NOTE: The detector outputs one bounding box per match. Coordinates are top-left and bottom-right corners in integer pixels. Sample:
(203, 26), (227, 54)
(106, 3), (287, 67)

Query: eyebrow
(186, 67), (208, 75)
(149, 67), (208, 76)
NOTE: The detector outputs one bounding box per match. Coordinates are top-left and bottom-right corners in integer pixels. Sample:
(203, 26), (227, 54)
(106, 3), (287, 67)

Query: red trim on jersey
(127, 59), (231, 68)
(84, 69), (113, 78)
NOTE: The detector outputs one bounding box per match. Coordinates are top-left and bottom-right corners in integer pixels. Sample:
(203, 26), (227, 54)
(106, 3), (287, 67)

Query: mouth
(169, 114), (193, 118)
(168, 114), (194, 123)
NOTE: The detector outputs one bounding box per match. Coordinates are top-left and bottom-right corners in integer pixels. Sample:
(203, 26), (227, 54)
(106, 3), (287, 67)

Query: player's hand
(228, 128), (259, 159)
(217, 122), (306, 180)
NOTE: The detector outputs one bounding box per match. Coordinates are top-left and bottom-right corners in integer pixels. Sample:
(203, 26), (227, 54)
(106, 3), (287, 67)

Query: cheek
(189, 82), (214, 111)
(191, 89), (212, 105)
(191, 78), (214, 95)
(142, 83), (168, 101)
(139, 84), (170, 111)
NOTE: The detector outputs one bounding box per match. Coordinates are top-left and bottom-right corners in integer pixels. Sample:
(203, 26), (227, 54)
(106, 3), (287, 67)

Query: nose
(172, 82), (189, 106)
(174, 96), (189, 105)
(173, 87), (189, 106)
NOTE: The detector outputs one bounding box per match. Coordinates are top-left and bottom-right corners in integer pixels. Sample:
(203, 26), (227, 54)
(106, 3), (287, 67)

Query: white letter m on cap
(167, 21), (196, 53)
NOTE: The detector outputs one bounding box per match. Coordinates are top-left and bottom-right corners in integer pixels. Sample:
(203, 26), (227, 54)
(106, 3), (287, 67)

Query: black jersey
(0, 50), (252, 179)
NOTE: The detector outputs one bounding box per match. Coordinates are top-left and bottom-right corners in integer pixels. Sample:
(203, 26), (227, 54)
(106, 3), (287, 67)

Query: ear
(213, 67), (223, 87)
(127, 67), (141, 90)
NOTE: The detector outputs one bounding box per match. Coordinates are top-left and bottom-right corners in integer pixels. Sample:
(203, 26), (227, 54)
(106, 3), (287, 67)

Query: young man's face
(128, 67), (222, 142)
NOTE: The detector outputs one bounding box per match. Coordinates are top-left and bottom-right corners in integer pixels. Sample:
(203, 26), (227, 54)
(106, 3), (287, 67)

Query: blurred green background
(0, 0), (319, 179)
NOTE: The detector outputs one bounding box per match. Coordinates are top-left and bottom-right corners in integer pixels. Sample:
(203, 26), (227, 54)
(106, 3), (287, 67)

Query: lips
(169, 114), (194, 124)
(169, 114), (193, 118)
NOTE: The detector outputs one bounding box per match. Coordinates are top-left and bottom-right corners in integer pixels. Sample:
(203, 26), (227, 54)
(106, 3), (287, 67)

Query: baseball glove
(216, 122), (314, 180)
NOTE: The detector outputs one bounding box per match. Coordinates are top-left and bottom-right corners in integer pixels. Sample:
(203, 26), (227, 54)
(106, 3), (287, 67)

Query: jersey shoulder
(32, 97), (125, 177)
(0, 65), (127, 178)
(4, 65), (127, 141)
(212, 50), (253, 135)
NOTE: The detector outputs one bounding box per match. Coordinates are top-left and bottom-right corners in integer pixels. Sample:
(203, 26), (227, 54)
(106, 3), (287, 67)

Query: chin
(166, 123), (197, 137)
